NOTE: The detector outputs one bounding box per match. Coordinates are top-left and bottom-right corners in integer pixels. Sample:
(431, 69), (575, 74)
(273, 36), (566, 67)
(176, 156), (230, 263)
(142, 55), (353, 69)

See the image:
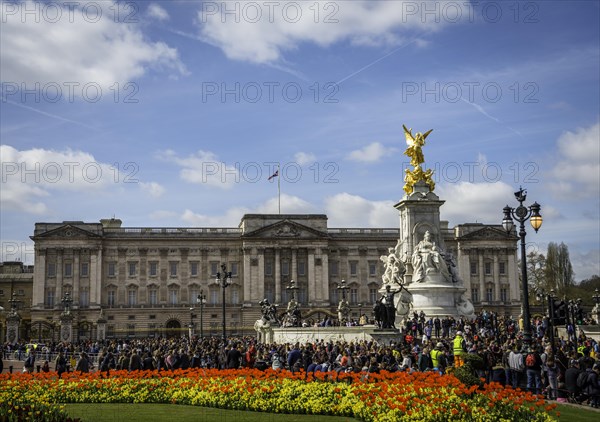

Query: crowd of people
(1, 311), (599, 408)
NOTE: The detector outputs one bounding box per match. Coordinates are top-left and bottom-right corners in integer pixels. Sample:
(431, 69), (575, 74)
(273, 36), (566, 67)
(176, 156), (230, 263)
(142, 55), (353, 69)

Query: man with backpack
(525, 345), (543, 395)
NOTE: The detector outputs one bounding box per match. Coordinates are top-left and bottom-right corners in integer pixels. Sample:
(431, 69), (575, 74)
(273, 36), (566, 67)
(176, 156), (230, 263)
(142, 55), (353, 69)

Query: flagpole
(277, 163), (281, 214)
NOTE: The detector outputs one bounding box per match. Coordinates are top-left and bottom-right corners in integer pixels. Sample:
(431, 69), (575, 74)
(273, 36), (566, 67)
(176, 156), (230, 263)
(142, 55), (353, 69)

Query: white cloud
(294, 152), (316, 166)
(181, 194), (317, 226)
(436, 181), (515, 226)
(0, 0), (186, 96)
(197, 1), (467, 64)
(160, 149), (239, 189)
(147, 3), (169, 21)
(149, 210), (179, 220)
(140, 181), (165, 198)
(347, 142), (396, 163)
(548, 122), (600, 197)
(324, 193), (397, 227)
(0, 144), (125, 214)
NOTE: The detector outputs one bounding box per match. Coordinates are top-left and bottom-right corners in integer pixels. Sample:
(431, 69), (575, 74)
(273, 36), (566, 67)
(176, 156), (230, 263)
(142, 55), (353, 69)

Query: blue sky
(1, 1), (599, 281)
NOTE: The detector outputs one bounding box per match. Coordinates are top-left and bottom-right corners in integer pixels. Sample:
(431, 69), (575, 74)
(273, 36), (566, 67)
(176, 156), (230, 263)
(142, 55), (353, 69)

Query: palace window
(149, 262), (158, 277)
(64, 262), (72, 277)
(350, 288), (358, 305)
(499, 262), (506, 275)
(210, 262), (219, 276)
(485, 262), (492, 275)
(149, 289), (158, 306)
(107, 290), (116, 307)
(80, 263), (89, 277)
(471, 288), (479, 303)
(108, 262), (116, 277)
(350, 261), (358, 276)
(47, 263), (56, 277)
(230, 262), (238, 276)
(45, 289), (55, 307)
(79, 288), (89, 308)
(298, 261), (306, 276)
(265, 260), (273, 276)
(128, 262), (137, 277)
(486, 288), (494, 302)
(470, 262), (477, 275)
(330, 261), (339, 276)
(369, 288), (378, 304)
(500, 288), (508, 302)
(169, 262), (178, 277)
(128, 289), (137, 306)
(190, 262), (199, 277)
(169, 289), (178, 305)
(281, 260), (289, 276)
(368, 261), (377, 277)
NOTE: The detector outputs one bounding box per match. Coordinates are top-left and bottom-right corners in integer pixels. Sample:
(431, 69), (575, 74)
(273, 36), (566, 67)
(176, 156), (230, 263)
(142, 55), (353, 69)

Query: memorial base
(271, 326), (400, 345)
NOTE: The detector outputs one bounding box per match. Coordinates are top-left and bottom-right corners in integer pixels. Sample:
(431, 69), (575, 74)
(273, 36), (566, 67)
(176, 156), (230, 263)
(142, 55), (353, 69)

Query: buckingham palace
(1, 213), (520, 341)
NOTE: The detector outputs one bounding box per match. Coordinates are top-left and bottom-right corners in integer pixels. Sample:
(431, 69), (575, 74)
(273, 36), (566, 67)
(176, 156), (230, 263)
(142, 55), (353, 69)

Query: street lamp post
(198, 290), (207, 339)
(358, 303), (363, 325)
(214, 264), (232, 343)
(502, 187), (542, 348)
(567, 298), (582, 347)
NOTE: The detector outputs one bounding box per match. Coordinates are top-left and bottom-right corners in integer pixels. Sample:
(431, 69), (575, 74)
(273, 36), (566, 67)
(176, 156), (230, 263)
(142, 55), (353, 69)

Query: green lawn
(65, 403), (598, 422)
(64, 404), (358, 422)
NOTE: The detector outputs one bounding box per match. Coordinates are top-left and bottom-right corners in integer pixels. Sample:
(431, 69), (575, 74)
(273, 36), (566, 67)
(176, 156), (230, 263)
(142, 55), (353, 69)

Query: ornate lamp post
(502, 187), (542, 347)
(214, 264), (232, 343)
(592, 288), (600, 324)
(198, 290), (207, 339)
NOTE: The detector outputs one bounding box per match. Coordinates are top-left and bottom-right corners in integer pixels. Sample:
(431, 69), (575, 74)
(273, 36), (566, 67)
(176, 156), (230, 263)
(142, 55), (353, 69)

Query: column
(257, 249), (265, 301)
(321, 251), (329, 303)
(308, 249), (315, 303)
(274, 249), (281, 303)
(33, 248), (46, 309)
(291, 248), (297, 280)
(90, 248), (102, 307)
(243, 249), (251, 303)
(493, 254), (500, 303)
(508, 247), (518, 304)
(73, 249), (80, 306)
(56, 249), (64, 307)
(478, 251), (485, 303)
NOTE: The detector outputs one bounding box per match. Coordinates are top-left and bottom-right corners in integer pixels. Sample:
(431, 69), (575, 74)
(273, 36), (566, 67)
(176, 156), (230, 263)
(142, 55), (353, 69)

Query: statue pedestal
(271, 326), (400, 345)
(409, 282), (474, 319)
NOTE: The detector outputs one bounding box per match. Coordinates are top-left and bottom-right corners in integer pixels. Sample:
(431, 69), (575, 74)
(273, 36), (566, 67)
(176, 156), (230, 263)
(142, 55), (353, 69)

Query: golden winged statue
(402, 124), (435, 195)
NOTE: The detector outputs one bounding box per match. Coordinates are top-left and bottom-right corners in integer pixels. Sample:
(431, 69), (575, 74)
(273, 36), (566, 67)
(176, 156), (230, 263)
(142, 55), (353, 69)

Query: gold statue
(402, 124), (435, 194)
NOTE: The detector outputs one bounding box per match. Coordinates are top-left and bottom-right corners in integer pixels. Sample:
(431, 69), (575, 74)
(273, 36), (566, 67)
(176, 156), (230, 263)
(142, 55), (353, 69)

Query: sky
(1, 0), (599, 282)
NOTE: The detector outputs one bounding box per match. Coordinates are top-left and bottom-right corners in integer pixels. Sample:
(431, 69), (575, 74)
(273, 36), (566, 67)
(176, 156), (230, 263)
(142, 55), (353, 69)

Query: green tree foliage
(545, 242), (574, 297)
(527, 251), (546, 290)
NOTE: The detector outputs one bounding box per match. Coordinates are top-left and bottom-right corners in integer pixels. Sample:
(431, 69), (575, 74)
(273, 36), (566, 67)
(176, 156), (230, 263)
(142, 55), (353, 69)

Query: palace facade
(2, 213), (521, 341)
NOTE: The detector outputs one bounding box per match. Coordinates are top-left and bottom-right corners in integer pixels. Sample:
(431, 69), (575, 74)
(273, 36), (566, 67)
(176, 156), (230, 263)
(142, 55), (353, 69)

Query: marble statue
(337, 298), (350, 324)
(411, 231), (451, 283)
(380, 239), (406, 286)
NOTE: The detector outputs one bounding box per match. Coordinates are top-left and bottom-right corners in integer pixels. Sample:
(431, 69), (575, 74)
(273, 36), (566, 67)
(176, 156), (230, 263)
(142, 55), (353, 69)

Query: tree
(545, 242), (575, 297)
(527, 251), (546, 291)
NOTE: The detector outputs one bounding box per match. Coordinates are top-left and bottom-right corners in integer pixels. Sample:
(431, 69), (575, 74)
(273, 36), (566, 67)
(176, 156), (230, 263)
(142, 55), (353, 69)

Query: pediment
(459, 226), (515, 240)
(33, 224), (101, 239)
(242, 219), (328, 239)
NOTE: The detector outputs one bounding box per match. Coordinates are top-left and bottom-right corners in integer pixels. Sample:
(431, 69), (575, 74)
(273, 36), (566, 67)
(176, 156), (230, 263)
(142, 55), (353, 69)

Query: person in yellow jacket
(453, 331), (467, 367)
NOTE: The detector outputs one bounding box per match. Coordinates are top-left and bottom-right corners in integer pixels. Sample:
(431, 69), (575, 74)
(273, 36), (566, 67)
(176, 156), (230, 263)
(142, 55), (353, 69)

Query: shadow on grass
(65, 403), (359, 422)
(556, 403), (600, 422)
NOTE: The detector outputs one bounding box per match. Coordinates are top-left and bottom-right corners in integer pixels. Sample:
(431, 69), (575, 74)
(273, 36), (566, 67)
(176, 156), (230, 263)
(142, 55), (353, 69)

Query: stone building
(0, 261), (34, 342)
(15, 213), (520, 341)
